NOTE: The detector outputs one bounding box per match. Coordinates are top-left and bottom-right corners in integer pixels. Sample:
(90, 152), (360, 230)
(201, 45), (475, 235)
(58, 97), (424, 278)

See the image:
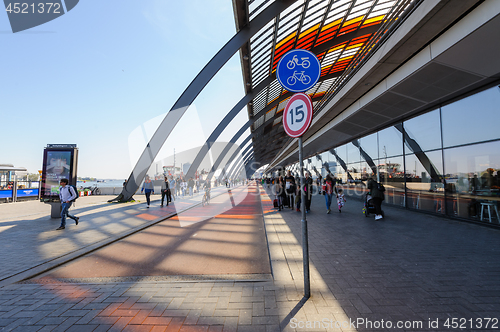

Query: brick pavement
(0, 182), (499, 331)
(0, 187), (230, 286)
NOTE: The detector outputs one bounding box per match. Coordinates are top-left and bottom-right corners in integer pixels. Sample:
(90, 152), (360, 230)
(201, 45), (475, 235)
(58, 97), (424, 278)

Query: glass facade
(286, 85), (500, 226)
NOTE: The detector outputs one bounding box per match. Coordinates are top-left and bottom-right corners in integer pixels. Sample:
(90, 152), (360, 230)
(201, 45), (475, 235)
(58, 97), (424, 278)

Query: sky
(0, 0), (251, 179)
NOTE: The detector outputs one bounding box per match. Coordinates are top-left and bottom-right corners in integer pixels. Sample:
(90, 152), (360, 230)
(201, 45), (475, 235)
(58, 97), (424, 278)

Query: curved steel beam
(351, 139), (377, 174)
(242, 158), (256, 179)
(184, 75), (275, 181)
(116, 0), (298, 202)
(212, 139), (252, 183)
(227, 150), (254, 180)
(329, 149), (353, 181)
(394, 123), (442, 181)
(206, 131), (254, 182)
(230, 152), (254, 180)
(213, 132), (254, 181)
(244, 159), (258, 178)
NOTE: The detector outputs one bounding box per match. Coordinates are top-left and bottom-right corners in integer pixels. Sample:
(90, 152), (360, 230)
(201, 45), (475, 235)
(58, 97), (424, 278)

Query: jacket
(161, 180), (170, 191)
(142, 180), (154, 193)
(303, 177), (313, 197)
(367, 179), (384, 200)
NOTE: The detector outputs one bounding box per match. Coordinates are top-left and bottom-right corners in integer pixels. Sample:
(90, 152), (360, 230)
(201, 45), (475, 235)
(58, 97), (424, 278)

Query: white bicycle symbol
(287, 55), (311, 69)
(287, 71), (311, 85)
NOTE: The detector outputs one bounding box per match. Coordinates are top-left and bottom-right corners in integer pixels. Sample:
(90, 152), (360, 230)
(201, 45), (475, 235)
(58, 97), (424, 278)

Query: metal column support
(228, 151), (254, 180)
(216, 136), (253, 181)
(183, 75), (275, 181)
(206, 133), (254, 182)
(225, 146), (254, 180)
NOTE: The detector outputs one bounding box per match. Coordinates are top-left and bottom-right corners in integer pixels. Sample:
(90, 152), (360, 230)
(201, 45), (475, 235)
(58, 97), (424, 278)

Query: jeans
(304, 193), (311, 211)
(161, 190), (170, 205)
(145, 191), (151, 205)
(325, 193), (332, 210)
(60, 202), (76, 227)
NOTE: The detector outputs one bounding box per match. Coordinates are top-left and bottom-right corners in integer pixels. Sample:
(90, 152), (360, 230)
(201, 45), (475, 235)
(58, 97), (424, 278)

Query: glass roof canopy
(236, 0), (420, 165)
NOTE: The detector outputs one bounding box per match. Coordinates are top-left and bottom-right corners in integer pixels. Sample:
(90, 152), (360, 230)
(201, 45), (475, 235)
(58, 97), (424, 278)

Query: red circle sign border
(282, 93), (313, 138)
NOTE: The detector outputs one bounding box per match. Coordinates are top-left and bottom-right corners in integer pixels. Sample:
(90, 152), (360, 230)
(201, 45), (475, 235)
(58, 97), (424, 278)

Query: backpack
(68, 185), (79, 202)
(377, 182), (385, 192)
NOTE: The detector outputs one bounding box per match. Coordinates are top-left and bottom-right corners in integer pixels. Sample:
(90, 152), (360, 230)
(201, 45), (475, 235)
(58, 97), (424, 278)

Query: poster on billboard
(41, 145), (78, 201)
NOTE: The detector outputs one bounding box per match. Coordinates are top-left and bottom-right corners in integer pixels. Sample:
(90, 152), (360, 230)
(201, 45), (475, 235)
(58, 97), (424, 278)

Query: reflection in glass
(403, 109), (441, 152)
(378, 126), (403, 158)
(356, 141), (377, 176)
(379, 155), (404, 206)
(360, 161), (376, 181)
(295, 86), (500, 225)
(333, 144), (347, 163)
(405, 151), (444, 213)
(330, 145), (349, 183)
(347, 142), (361, 163)
(442, 86), (500, 148)
(347, 163), (361, 180)
(444, 141), (500, 223)
(359, 132), (378, 160)
(320, 152), (332, 177)
(332, 157), (345, 183)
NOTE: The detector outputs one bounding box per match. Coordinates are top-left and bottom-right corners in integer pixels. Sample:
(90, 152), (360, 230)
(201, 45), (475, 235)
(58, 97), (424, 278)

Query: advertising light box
(41, 145), (78, 201)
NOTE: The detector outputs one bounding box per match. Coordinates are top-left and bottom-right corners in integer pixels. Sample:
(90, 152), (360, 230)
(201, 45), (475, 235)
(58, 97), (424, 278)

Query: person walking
(175, 177), (181, 197)
(56, 178), (79, 230)
(188, 177), (195, 197)
(141, 175), (154, 208)
(279, 177), (287, 211)
(324, 174), (335, 214)
(181, 178), (187, 197)
(284, 170), (296, 210)
(295, 175), (302, 212)
(367, 177), (384, 220)
(336, 188), (346, 213)
(160, 176), (170, 207)
(303, 172), (313, 213)
(275, 177), (284, 211)
(169, 176), (176, 202)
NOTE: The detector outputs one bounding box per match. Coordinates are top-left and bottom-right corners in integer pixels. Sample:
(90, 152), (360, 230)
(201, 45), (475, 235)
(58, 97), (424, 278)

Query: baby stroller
(363, 193), (384, 217)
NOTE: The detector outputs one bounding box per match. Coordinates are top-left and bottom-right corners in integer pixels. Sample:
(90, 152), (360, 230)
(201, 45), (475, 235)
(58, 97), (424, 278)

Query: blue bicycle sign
(277, 49), (321, 92)
(287, 71), (311, 86)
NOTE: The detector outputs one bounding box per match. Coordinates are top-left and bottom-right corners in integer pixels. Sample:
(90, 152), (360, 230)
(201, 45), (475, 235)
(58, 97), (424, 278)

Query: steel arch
(115, 0), (298, 202)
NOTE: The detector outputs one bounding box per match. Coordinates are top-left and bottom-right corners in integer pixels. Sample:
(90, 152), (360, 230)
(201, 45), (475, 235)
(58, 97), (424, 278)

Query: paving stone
(108, 316), (133, 332)
(12, 325), (45, 332)
(65, 324), (98, 332)
(142, 316), (173, 325)
(1, 185), (500, 331)
(164, 316), (185, 332)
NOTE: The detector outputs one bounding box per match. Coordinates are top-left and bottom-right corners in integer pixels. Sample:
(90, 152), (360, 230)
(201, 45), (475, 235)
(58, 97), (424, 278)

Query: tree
(28, 173), (40, 181)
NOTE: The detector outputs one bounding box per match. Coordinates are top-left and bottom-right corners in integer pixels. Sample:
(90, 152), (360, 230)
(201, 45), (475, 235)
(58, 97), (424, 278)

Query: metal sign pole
(298, 136), (310, 298)
(277, 49), (318, 300)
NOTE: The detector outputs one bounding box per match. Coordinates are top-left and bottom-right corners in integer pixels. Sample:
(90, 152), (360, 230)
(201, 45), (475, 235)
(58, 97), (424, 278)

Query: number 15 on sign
(283, 93), (313, 138)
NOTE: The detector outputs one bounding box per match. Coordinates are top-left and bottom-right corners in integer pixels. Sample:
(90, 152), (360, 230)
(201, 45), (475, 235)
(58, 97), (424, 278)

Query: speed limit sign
(282, 93), (313, 138)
